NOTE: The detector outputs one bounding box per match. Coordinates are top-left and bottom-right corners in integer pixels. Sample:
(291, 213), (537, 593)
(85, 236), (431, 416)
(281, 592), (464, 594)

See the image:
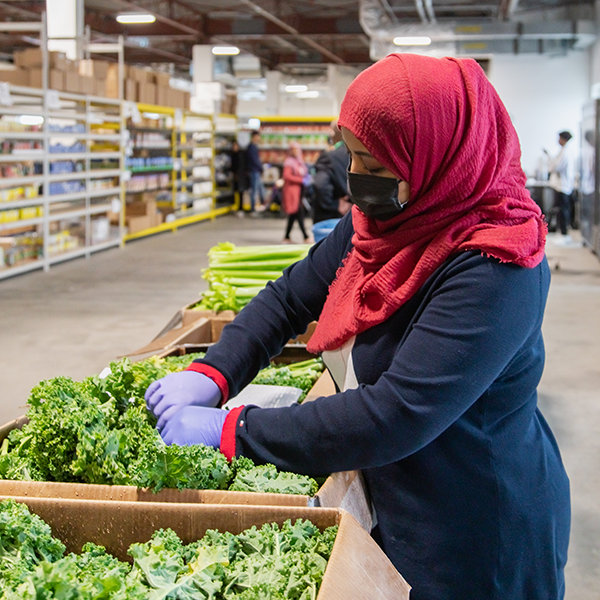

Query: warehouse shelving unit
(122, 105), (238, 242)
(213, 114), (238, 207)
(0, 83), (124, 279)
(258, 116), (334, 168)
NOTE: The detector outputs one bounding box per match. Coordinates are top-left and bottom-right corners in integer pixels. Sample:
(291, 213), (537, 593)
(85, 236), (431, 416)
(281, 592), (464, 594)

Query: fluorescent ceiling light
(285, 84), (308, 93)
(19, 115), (44, 125)
(296, 90), (319, 99)
(393, 36), (431, 46)
(212, 46), (240, 55)
(116, 14), (156, 24)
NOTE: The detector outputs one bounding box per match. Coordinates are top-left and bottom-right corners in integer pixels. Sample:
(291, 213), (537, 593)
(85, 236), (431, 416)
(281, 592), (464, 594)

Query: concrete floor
(0, 214), (598, 598)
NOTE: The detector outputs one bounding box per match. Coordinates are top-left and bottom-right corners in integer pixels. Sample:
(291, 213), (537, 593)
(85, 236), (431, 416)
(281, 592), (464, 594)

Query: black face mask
(347, 171), (407, 221)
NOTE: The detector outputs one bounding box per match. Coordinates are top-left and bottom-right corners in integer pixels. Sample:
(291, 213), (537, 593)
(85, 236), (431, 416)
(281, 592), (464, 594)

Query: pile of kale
(0, 498), (337, 599)
(0, 354), (318, 496)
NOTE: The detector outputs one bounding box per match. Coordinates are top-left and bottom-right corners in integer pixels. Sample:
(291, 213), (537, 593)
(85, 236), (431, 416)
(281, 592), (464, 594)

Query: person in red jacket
(281, 141), (312, 243)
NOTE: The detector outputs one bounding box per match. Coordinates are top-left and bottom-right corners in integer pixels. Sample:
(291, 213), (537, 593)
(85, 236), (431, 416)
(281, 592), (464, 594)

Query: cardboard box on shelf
(0, 498), (411, 599)
(79, 75), (95, 95)
(129, 65), (152, 83)
(14, 49), (66, 70)
(105, 63), (119, 99)
(153, 71), (171, 87)
(64, 71), (81, 93)
(126, 214), (153, 235)
(124, 78), (137, 102)
(156, 85), (169, 107)
(0, 68), (29, 86)
(79, 58), (111, 79)
(138, 82), (157, 105)
(167, 87), (185, 109)
(94, 79), (106, 98)
(126, 198), (157, 217)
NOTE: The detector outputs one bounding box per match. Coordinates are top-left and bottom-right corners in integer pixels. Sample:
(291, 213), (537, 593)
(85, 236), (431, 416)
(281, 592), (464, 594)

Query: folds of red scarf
(307, 54), (546, 355)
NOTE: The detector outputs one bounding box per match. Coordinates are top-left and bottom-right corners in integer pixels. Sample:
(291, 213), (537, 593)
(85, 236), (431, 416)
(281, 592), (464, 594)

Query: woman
(146, 54), (570, 600)
(281, 141), (312, 243)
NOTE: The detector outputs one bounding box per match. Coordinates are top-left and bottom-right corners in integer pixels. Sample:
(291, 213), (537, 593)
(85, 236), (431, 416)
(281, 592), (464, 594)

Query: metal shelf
(0, 198), (43, 210)
(0, 131), (45, 140)
(0, 260), (43, 280)
(0, 175), (43, 187)
(0, 216), (44, 231)
(0, 152), (44, 162)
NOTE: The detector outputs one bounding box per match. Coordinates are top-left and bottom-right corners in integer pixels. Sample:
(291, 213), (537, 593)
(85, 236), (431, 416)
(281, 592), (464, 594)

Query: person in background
(281, 142), (312, 244)
(145, 54), (570, 600)
(544, 130), (575, 244)
(230, 140), (248, 207)
(311, 119), (352, 223)
(246, 130), (266, 212)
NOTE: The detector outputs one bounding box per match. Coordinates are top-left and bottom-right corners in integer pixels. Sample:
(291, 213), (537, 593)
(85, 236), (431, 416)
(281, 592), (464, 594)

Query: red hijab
(307, 53), (546, 354)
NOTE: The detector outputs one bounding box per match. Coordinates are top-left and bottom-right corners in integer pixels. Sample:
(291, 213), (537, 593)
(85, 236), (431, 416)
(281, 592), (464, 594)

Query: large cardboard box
(0, 69), (29, 86)
(0, 498), (411, 599)
(127, 214), (153, 235)
(79, 74), (95, 95)
(124, 78), (137, 102)
(94, 78), (106, 97)
(156, 84), (169, 107)
(79, 58), (111, 79)
(27, 68), (65, 90)
(14, 49), (66, 70)
(105, 63), (120, 99)
(153, 71), (171, 87)
(138, 82), (157, 105)
(64, 71), (81, 93)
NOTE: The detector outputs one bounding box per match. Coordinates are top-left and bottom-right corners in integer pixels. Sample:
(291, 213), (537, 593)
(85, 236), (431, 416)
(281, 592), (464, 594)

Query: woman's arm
(225, 254), (549, 475)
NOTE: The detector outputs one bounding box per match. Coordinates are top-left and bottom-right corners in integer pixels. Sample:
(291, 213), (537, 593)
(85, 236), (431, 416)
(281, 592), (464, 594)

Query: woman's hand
(145, 371), (222, 431)
(160, 405), (227, 448)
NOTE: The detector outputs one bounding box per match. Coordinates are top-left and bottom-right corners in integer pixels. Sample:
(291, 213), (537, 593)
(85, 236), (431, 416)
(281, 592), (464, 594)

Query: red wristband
(220, 406), (244, 461)
(185, 362), (230, 403)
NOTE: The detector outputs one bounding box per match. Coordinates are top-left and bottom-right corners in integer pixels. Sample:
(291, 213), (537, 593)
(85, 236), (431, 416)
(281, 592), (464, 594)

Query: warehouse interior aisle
(0, 215), (598, 599)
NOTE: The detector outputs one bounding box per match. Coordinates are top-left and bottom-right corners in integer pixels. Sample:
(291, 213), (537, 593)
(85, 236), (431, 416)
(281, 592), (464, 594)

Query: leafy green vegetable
(194, 243), (311, 313)
(0, 501), (337, 600)
(252, 359), (324, 402)
(0, 353), (320, 497)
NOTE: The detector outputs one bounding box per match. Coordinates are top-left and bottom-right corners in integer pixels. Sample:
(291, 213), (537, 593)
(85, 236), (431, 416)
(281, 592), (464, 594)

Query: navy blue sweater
(196, 212), (570, 600)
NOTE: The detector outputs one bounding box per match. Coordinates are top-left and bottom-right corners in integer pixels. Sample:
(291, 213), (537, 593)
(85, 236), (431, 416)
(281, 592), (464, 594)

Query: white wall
(489, 52), (591, 176)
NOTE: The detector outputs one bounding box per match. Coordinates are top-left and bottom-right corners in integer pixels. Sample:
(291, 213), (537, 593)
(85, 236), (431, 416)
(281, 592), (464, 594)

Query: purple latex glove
(145, 371), (221, 431)
(160, 405), (227, 448)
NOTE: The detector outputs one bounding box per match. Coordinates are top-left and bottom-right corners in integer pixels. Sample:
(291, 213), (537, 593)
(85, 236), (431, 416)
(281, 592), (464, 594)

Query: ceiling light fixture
(116, 13), (156, 24)
(18, 115), (44, 125)
(285, 84), (308, 93)
(393, 36), (432, 45)
(297, 90), (319, 99)
(212, 46), (240, 55)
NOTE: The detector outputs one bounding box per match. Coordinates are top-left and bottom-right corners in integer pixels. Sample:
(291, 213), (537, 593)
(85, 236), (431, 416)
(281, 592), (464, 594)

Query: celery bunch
(194, 242), (311, 313)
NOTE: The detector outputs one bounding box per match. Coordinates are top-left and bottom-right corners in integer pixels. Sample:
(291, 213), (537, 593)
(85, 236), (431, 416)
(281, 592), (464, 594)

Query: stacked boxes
(124, 191), (164, 234)
(1, 51), (193, 110)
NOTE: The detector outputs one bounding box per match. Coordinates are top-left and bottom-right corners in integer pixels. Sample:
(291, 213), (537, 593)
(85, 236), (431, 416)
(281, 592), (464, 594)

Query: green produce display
(0, 499), (338, 599)
(252, 358), (324, 402)
(194, 243), (311, 312)
(0, 354), (319, 495)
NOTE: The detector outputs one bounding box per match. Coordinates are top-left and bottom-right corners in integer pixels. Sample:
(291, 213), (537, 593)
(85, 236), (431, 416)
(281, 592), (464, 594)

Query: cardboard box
(126, 214), (153, 235)
(167, 87), (184, 109)
(156, 84), (169, 107)
(64, 71), (80, 93)
(0, 69), (29, 86)
(0, 498), (411, 599)
(124, 78), (137, 102)
(79, 58), (111, 79)
(14, 49), (66, 70)
(94, 79), (106, 98)
(105, 63), (120, 99)
(138, 82), (157, 105)
(126, 198), (157, 217)
(79, 74), (95, 95)
(153, 71), (171, 87)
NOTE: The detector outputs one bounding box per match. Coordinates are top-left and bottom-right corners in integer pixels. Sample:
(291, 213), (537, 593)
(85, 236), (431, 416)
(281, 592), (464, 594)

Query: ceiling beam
(235, 0), (346, 64)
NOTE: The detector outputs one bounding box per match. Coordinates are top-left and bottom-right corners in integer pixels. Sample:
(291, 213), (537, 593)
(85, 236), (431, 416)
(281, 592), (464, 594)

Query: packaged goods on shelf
(0, 139), (43, 153)
(126, 173), (170, 192)
(0, 232), (43, 268)
(46, 230), (80, 255)
(1, 162), (40, 178)
(48, 180), (84, 195)
(0, 209), (19, 223)
(49, 141), (86, 154)
(49, 160), (81, 175)
(48, 123), (86, 134)
(0, 185), (39, 203)
(88, 177), (117, 191)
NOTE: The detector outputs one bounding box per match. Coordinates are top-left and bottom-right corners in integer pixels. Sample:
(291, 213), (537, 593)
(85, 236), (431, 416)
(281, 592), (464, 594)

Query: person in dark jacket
(145, 54), (570, 600)
(230, 140), (248, 199)
(312, 119), (352, 223)
(246, 130), (265, 212)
